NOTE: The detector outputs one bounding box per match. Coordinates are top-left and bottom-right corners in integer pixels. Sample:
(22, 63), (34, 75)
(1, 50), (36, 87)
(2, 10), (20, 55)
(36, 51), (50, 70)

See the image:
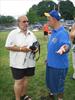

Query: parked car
(65, 20), (75, 31)
(32, 23), (43, 30)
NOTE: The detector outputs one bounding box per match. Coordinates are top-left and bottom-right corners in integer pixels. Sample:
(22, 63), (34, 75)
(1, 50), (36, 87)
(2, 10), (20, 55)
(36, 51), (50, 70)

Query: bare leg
(57, 93), (63, 100)
(14, 77), (28, 100)
(21, 77), (28, 96)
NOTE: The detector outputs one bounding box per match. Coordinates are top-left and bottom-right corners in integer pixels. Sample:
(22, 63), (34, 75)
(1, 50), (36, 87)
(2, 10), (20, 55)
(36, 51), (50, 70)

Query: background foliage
(0, 30), (75, 100)
(27, 0), (75, 23)
(0, 0), (75, 25)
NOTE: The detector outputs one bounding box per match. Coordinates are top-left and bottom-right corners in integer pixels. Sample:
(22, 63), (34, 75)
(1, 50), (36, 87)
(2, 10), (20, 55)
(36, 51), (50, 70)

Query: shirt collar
(52, 26), (64, 33)
(17, 27), (30, 36)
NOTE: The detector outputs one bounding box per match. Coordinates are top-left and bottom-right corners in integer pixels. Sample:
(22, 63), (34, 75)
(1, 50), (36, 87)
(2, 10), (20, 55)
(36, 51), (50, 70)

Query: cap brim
(44, 12), (50, 17)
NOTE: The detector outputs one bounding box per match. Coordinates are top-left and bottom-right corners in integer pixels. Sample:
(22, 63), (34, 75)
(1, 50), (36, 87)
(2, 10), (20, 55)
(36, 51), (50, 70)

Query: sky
(0, 0), (75, 18)
(0, 0), (42, 18)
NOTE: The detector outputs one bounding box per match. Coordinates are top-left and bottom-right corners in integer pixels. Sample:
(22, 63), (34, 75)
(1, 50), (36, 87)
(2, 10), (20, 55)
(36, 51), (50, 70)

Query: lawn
(0, 30), (75, 100)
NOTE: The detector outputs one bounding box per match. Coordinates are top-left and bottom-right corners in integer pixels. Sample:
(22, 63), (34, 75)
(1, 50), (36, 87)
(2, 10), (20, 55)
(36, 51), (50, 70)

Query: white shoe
(73, 73), (75, 79)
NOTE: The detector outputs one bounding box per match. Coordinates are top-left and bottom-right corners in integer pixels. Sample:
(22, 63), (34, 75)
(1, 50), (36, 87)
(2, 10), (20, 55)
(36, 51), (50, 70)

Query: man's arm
(6, 45), (31, 52)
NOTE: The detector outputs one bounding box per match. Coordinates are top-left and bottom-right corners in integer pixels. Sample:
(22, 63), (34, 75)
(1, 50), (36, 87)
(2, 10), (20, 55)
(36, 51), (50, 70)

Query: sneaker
(48, 93), (55, 100)
(23, 95), (32, 100)
(70, 76), (75, 80)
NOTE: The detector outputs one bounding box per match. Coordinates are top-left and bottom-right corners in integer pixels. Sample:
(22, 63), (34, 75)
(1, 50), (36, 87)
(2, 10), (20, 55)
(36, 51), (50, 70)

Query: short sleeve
(5, 31), (15, 47)
(59, 30), (71, 46)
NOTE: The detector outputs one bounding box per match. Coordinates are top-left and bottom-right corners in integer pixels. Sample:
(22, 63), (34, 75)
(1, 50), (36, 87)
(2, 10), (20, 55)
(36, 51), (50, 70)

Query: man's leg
(57, 93), (63, 100)
(21, 77), (28, 96)
(49, 93), (54, 100)
(14, 77), (28, 100)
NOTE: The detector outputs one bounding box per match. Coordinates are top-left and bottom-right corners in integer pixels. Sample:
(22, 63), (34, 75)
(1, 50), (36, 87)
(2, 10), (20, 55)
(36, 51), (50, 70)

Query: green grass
(0, 30), (75, 100)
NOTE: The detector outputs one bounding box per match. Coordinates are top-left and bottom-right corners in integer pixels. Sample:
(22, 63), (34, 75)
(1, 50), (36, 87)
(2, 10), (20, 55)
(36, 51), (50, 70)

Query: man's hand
(56, 45), (68, 55)
(20, 46), (31, 52)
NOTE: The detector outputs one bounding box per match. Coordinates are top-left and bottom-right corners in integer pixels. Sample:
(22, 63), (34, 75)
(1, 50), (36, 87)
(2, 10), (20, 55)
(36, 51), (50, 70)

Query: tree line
(27, 0), (75, 24)
(0, 0), (75, 26)
(0, 15), (16, 26)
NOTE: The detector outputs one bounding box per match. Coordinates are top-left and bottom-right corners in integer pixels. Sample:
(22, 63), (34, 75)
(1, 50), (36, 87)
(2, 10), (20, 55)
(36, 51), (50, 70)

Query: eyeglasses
(19, 20), (29, 23)
(21, 20), (29, 23)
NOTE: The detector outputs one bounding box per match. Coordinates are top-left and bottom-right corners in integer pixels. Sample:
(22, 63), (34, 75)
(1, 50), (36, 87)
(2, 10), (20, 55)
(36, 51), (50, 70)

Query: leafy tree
(0, 15), (16, 26)
(6, 16), (15, 24)
(27, 1), (56, 24)
(60, 0), (74, 20)
(37, 1), (56, 17)
(27, 0), (75, 24)
(0, 16), (6, 25)
(27, 5), (39, 24)
(73, 7), (75, 19)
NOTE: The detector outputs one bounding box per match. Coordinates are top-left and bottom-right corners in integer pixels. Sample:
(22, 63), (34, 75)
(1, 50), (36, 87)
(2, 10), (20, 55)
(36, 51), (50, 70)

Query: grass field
(0, 30), (75, 100)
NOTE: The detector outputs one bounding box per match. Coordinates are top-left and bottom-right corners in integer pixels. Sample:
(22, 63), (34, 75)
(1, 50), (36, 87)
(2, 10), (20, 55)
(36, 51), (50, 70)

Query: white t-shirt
(5, 28), (37, 69)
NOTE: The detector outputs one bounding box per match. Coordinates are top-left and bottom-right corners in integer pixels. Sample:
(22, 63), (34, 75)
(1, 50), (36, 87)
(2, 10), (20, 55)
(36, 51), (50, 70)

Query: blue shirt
(47, 26), (71, 69)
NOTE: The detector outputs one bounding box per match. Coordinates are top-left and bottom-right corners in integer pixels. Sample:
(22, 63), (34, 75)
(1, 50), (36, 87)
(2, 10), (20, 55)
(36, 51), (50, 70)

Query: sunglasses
(21, 20), (29, 23)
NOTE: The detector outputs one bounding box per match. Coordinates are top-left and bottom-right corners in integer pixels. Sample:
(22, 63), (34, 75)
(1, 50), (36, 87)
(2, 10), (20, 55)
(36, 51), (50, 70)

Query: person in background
(44, 10), (71, 100)
(43, 23), (50, 39)
(5, 15), (38, 100)
(70, 23), (75, 80)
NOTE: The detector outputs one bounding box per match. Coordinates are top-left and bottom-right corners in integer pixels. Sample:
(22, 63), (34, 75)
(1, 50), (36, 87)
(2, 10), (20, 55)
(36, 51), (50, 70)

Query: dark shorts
(46, 66), (68, 94)
(44, 31), (48, 35)
(11, 67), (35, 80)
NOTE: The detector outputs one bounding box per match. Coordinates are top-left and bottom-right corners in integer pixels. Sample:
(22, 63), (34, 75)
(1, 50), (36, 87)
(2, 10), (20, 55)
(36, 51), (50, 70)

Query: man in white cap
(44, 10), (71, 100)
